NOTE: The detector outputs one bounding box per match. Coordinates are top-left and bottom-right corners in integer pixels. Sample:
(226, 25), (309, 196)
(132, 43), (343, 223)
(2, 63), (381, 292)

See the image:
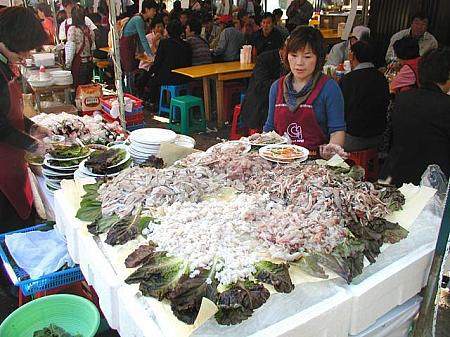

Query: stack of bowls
(128, 128), (177, 165)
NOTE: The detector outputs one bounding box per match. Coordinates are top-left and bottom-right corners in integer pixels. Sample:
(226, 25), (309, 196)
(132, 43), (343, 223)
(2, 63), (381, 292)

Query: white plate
(174, 135), (195, 149)
(54, 78), (73, 86)
(259, 144), (309, 164)
(129, 128), (177, 145)
(206, 141), (251, 154)
(129, 146), (158, 156)
(85, 148), (130, 170)
(241, 134), (289, 146)
(29, 78), (54, 88)
(43, 158), (80, 170)
(42, 168), (74, 178)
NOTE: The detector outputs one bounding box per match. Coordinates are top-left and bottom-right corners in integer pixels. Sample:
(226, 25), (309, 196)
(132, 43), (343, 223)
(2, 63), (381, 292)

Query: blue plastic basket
(0, 224), (84, 296)
(126, 122), (146, 131)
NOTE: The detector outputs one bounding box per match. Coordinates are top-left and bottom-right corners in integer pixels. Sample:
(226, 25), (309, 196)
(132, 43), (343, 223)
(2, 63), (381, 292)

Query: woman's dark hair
(0, 7), (47, 53)
(57, 9), (67, 25)
(166, 19), (183, 38)
(350, 40), (375, 63)
(62, 0), (74, 8)
(261, 12), (274, 22)
(36, 3), (52, 17)
(237, 9), (248, 21)
(71, 6), (86, 28)
(393, 36), (420, 60)
(173, 0), (181, 11)
(141, 0), (158, 13)
(150, 17), (164, 29)
(187, 17), (201, 35)
(419, 47), (450, 87)
(273, 8), (283, 19)
(285, 26), (326, 74)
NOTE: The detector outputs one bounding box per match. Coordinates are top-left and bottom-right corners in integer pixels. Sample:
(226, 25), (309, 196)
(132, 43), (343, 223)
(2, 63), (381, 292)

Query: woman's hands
(0, 42), (24, 64)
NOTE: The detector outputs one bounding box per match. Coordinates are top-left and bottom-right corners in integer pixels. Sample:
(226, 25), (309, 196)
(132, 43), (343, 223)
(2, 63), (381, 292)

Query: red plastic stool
(230, 104), (249, 140)
(347, 148), (380, 182)
(223, 82), (246, 122)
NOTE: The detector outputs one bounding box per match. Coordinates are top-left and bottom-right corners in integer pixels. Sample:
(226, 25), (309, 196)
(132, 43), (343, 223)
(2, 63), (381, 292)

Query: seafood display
(242, 131), (288, 145)
(76, 141), (408, 326)
(32, 112), (124, 145)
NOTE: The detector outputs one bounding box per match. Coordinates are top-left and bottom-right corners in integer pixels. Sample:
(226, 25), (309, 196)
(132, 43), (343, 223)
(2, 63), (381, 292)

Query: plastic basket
(100, 93), (143, 110)
(0, 224), (84, 296)
(0, 294), (100, 337)
(126, 122), (146, 131)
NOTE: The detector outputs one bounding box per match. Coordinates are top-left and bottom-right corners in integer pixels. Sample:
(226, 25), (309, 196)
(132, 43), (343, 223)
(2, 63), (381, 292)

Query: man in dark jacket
(380, 47), (450, 186)
(240, 45), (287, 130)
(339, 40), (389, 151)
(251, 12), (284, 56)
(146, 20), (192, 104)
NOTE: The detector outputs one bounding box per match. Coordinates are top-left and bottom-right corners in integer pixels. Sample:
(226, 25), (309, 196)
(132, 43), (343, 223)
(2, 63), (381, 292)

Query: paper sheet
(58, 179), (438, 337)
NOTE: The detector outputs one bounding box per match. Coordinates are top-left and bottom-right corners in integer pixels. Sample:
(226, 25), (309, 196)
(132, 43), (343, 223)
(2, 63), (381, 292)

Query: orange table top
(173, 61), (255, 78)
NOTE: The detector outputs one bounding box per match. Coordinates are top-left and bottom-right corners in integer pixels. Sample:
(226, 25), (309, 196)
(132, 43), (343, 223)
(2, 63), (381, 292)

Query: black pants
(0, 191), (36, 234)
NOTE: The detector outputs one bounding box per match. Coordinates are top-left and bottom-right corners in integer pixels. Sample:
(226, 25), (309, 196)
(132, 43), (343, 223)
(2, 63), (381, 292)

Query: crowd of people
(0, 2), (449, 230)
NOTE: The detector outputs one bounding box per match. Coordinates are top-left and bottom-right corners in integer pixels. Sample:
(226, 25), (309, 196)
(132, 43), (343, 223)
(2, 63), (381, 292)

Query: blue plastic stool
(158, 84), (189, 116)
(169, 95), (206, 135)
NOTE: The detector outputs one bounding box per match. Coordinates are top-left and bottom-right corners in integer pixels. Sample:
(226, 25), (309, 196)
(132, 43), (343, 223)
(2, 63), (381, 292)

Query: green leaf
(87, 215), (120, 235)
(215, 280), (270, 325)
(292, 255), (328, 280)
(76, 182), (103, 222)
(125, 253), (189, 300)
(165, 263), (219, 324)
(33, 324), (81, 337)
(104, 208), (150, 246)
(254, 261), (294, 293)
(347, 165), (366, 181)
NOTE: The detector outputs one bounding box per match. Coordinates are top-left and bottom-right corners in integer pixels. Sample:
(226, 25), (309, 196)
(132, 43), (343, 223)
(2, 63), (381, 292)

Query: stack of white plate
(42, 151), (90, 195)
(74, 144), (132, 179)
(50, 70), (73, 85)
(128, 128), (177, 165)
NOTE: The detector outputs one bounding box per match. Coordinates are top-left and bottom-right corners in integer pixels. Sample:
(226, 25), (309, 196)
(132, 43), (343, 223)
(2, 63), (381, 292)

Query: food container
(33, 53), (55, 67)
(174, 134), (196, 149)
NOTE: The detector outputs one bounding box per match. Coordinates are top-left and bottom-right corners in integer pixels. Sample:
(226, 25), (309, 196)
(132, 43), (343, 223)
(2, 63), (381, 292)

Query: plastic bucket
(0, 294), (100, 337)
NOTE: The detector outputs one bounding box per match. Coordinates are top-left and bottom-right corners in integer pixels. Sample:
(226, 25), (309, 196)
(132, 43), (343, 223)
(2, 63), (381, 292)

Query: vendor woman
(263, 26), (346, 154)
(65, 6), (96, 89)
(120, 0), (157, 94)
(0, 7), (52, 232)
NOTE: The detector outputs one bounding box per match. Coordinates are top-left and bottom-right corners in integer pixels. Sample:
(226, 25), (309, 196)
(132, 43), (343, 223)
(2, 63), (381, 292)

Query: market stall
(46, 131), (443, 337)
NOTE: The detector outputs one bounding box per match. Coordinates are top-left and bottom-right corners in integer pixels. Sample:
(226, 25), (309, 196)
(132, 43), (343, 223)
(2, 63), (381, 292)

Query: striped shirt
(187, 35), (212, 66)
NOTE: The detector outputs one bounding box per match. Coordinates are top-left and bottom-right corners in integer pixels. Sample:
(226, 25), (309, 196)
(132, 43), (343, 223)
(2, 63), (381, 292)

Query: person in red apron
(0, 7), (51, 232)
(263, 26), (346, 157)
(64, 6), (95, 89)
(119, 0), (157, 94)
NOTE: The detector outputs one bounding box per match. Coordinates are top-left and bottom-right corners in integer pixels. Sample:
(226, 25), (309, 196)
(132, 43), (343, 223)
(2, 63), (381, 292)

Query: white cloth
(59, 16), (97, 42)
(5, 229), (74, 279)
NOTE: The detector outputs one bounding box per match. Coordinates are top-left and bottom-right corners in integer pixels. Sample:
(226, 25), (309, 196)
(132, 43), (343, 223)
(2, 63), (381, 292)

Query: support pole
(108, 0), (126, 129)
(49, 0), (60, 44)
(414, 182), (450, 337)
(362, 0), (369, 26)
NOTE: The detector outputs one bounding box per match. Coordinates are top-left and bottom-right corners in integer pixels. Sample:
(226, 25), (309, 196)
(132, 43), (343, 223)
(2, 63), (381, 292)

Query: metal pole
(108, 0), (126, 129)
(362, 0), (369, 26)
(50, 0), (60, 44)
(414, 182), (450, 337)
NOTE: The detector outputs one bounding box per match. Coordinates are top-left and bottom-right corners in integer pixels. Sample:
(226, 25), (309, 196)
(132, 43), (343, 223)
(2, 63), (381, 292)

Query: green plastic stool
(169, 95), (206, 135)
(92, 60), (111, 83)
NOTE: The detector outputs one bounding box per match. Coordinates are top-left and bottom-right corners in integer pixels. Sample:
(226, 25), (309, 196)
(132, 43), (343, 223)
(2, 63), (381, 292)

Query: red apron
(274, 75), (329, 153)
(119, 16), (141, 73)
(71, 27), (92, 88)
(0, 67), (33, 220)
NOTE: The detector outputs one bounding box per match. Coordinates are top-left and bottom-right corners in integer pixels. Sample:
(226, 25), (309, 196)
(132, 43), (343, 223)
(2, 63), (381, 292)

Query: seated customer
(146, 20), (191, 104)
(251, 12), (284, 56)
(273, 8), (289, 41)
(241, 44), (288, 130)
(390, 36), (421, 93)
(186, 17), (212, 65)
(212, 15), (244, 62)
(201, 13), (221, 48)
(339, 40), (389, 152)
(380, 47), (450, 186)
(326, 26), (370, 66)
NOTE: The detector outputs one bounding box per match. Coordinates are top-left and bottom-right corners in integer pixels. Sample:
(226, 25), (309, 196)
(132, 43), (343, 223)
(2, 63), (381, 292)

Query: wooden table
(320, 29), (342, 45)
(173, 61), (255, 127)
(99, 47), (111, 53)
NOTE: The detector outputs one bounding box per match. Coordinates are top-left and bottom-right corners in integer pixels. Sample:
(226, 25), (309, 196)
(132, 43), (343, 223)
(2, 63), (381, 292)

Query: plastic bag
(420, 164), (448, 202)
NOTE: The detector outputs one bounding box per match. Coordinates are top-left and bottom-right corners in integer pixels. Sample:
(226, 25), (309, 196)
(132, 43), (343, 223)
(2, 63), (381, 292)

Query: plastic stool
(230, 104), (249, 140)
(348, 148), (380, 182)
(169, 95), (206, 135)
(223, 82), (246, 122)
(92, 60), (111, 83)
(159, 84), (189, 116)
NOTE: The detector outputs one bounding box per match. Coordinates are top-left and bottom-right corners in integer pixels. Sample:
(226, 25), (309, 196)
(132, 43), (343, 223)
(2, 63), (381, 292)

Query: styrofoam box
(116, 282), (352, 337)
(347, 243), (434, 335)
(33, 52), (55, 67)
(349, 295), (422, 337)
